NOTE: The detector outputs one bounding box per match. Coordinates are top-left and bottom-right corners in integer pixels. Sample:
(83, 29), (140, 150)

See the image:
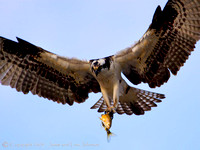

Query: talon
(105, 106), (116, 114)
(105, 107), (111, 113)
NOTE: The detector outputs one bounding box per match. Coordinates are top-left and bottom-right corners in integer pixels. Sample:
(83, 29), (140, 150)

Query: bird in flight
(0, 0), (199, 121)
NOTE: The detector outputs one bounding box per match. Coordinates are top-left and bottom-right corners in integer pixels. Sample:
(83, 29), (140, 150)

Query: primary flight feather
(0, 0), (199, 117)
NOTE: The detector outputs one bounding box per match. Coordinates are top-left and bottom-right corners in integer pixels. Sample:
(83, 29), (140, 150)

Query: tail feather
(90, 96), (104, 109)
(90, 86), (165, 116)
(119, 87), (165, 115)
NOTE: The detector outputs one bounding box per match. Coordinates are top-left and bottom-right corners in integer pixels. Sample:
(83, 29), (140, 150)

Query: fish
(100, 111), (115, 142)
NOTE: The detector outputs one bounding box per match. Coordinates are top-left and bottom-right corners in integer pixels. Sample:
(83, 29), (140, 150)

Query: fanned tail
(91, 86), (165, 115)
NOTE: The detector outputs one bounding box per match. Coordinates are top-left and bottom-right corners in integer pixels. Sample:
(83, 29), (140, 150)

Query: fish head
(100, 113), (112, 129)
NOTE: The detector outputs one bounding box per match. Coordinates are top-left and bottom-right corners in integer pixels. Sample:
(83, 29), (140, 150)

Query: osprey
(0, 0), (200, 116)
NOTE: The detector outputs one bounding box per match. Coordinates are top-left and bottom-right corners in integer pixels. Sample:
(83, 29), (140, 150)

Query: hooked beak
(92, 66), (100, 76)
(94, 70), (99, 76)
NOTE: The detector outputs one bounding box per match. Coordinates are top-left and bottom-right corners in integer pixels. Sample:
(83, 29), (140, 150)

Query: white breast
(95, 61), (121, 95)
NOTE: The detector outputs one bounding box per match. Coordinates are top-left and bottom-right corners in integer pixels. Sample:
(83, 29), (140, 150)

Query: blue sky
(0, 0), (200, 150)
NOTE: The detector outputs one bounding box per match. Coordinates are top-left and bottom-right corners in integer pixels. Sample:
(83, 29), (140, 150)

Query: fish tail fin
(106, 129), (115, 142)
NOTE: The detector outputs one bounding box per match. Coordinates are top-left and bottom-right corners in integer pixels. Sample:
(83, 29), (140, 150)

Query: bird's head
(89, 57), (112, 76)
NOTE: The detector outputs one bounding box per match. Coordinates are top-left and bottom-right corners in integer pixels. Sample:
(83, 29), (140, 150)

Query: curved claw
(105, 106), (116, 114)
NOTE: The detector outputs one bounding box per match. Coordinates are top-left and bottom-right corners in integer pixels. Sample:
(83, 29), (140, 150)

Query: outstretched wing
(114, 0), (200, 88)
(0, 37), (100, 105)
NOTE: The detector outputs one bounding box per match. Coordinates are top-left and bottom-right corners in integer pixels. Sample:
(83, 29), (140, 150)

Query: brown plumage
(0, 0), (199, 116)
(0, 37), (100, 105)
(91, 87), (165, 115)
(116, 0), (200, 88)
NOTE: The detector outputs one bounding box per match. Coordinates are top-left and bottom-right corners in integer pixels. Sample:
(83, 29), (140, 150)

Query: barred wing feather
(115, 0), (200, 88)
(0, 37), (100, 105)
